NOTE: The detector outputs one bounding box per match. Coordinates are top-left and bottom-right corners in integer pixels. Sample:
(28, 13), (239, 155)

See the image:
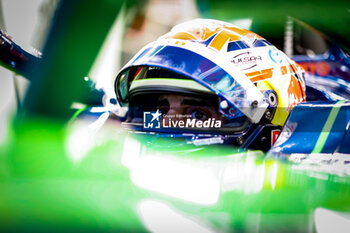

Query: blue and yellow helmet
(114, 19), (306, 150)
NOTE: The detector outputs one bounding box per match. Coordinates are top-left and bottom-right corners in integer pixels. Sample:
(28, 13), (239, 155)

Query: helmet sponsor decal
(271, 129), (281, 145)
(269, 48), (283, 64)
(230, 51), (262, 70)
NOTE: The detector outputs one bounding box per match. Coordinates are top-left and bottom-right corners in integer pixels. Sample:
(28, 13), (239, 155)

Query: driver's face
(156, 94), (223, 123)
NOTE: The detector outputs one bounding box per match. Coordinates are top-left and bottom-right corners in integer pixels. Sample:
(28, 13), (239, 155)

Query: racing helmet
(114, 19), (306, 151)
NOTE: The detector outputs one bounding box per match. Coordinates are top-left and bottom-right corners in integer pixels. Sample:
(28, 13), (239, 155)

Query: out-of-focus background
(0, 0), (55, 145)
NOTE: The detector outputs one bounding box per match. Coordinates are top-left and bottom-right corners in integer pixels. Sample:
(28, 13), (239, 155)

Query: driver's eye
(159, 107), (169, 115)
(191, 110), (207, 120)
(156, 99), (169, 115)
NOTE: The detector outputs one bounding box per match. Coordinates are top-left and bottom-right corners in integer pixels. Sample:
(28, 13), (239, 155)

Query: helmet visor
(125, 92), (250, 135)
(115, 42), (268, 123)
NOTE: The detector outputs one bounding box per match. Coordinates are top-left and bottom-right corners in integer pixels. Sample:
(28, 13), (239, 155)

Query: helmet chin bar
(122, 121), (281, 152)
